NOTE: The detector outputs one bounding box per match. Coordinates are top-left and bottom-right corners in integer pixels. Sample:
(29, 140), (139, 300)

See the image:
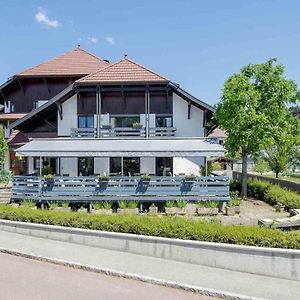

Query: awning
(15, 138), (225, 157)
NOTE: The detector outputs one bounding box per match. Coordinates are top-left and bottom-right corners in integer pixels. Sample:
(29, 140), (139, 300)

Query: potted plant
(140, 174), (151, 181)
(50, 202), (60, 210)
(196, 201), (218, 215)
(176, 200), (187, 215)
(20, 199), (37, 210)
(98, 174), (109, 182)
(117, 200), (139, 215)
(183, 174), (196, 188)
(165, 200), (176, 215)
(226, 192), (241, 215)
(132, 122), (143, 129)
(149, 203), (158, 215)
(93, 201), (113, 215)
(43, 174), (54, 190)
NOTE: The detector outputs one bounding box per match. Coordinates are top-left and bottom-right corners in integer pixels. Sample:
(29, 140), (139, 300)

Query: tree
(0, 127), (8, 171)
(261, 114), (300, 177)
(253, 158), (269, 175)
(216, 58), (300, 197)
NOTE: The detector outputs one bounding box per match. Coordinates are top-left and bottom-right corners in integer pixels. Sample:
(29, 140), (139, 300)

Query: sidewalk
(0, 229), (299, 300)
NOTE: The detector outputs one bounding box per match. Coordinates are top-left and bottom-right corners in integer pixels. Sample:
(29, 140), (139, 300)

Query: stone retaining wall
(0, 219), (299, 281)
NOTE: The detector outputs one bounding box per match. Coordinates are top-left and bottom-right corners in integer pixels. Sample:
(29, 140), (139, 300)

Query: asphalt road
(0, 253), (217, 300)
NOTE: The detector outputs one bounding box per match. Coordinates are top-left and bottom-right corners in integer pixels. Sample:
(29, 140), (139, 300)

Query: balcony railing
(70, 127), (177, 138)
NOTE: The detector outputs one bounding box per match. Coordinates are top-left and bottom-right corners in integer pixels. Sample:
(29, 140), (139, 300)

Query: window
(78, 157), (94, 176)
(113, 116), (140, 128)
(156, 116), (172, 127)
(78, 115), (94, 128)
(34, 100), (48, 109)
(110, 157), (140, 176)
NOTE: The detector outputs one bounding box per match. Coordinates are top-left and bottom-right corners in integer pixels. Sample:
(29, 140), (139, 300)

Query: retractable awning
(16, 138), (225, 157)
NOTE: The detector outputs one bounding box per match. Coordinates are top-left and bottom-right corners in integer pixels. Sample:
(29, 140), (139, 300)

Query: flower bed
(0, 204), (299, 249)
(230, 179), (300, 210)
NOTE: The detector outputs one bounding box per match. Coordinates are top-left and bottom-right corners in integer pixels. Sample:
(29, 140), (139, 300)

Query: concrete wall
(173, 93), (204, 137)
(140, 157), (155, 174)
(173, 157), (204, 175)
(58, 94), (77, 136)
(60, 158), (77, 176)
(94, 158), (109, 175)
(233, 172), (300, 193)
(0, 220), (299, 281)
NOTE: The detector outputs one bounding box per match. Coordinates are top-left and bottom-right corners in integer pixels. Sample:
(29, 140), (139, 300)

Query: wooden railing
(70, 127), (177, 138)
(12, 175), (230, 203)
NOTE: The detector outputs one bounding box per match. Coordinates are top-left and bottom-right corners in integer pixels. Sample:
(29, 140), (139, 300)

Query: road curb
(0, 247), (263, 300)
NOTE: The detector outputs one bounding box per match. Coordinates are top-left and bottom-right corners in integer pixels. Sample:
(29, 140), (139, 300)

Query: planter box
(52, 207), (71, 212)
(235, 206), (241, 214)
(132, 125), (143, 129)
(196, 207), (218, 216)
(93, 209), (113, 215)
(20, 206), (37, 210)
(275, 205), (285, 212)
(165, 207), (177, 215)
(10, 203), (19, 208)
(225, 206), (236, 216)
(149, 206), (158, 215)
(176, 207), (187, 216)
(117, 208), (139, 215)
(77, 208), (87, 213)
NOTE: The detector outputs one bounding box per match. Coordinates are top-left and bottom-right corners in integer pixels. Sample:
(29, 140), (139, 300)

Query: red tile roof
(77, 56), (168, 84)
(0, 113), (26, 120)
(7, 130), (28, 147)
(208, 128), (227, 138)
(17, 48), (109, 77)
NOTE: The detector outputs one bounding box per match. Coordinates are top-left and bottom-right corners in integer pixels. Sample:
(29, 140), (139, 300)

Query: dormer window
(34, 100), (48, 109)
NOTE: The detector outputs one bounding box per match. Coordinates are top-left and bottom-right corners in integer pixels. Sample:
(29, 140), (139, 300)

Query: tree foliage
(0, 127), (8, 166)
(216, 58), (300, 197)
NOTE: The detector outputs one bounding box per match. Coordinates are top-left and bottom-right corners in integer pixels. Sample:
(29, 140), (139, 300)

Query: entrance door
(156, 157), (173, 176)
(78, 158), (94, 176)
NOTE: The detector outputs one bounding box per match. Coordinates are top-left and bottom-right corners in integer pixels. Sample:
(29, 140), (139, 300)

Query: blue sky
(1, 0), (300, 105)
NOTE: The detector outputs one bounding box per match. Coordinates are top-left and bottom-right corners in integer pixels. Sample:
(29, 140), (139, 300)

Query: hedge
(0, 204), (299, 249)
(230, 179), (300, 210)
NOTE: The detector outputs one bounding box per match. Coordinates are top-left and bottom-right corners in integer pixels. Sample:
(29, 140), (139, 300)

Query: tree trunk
(241, 151), (248, 198)
(275, 172), (279, 178)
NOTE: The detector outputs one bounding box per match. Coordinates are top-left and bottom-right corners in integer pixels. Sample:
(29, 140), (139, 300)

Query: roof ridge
(77, 56), (168, 83)
(77, 58), (121, 82)
(17, 47), (108, 76)
(124, 57), (168, 81)
(76, 47), (109, 64)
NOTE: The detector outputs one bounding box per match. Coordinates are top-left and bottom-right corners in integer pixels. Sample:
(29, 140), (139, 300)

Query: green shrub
(231, 179), (300, 210)
(20, 200), (36, 208)
(50, 202), (59, 209)
(93, 202), (102, 210)
(61, 202), (69, 209)
(230, 179), (241, 193)
(197, 201), (218, 208)
(166, 200), (175, 208)
(118, 201), (127, 209)
(127, 201), (138, 209)
(102, 202), (112, 209)
(177, 200), (187, 208)
(0, 204), (299, 249)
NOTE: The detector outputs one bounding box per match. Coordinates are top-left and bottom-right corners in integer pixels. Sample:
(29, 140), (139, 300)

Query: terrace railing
(12, 175), (230, 203)
(70, 127), (177, 138)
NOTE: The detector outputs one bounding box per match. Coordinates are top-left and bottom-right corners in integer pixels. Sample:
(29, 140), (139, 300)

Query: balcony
(70, 127), (177, 138)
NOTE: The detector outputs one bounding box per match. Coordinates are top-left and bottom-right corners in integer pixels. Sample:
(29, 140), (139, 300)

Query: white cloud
(105, 36), (115, 45)
(34, 7), (60, 28)
(88, 37), (98, 44)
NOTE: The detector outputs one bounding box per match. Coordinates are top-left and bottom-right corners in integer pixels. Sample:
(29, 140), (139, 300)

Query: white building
(11, 55), (223, 176)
